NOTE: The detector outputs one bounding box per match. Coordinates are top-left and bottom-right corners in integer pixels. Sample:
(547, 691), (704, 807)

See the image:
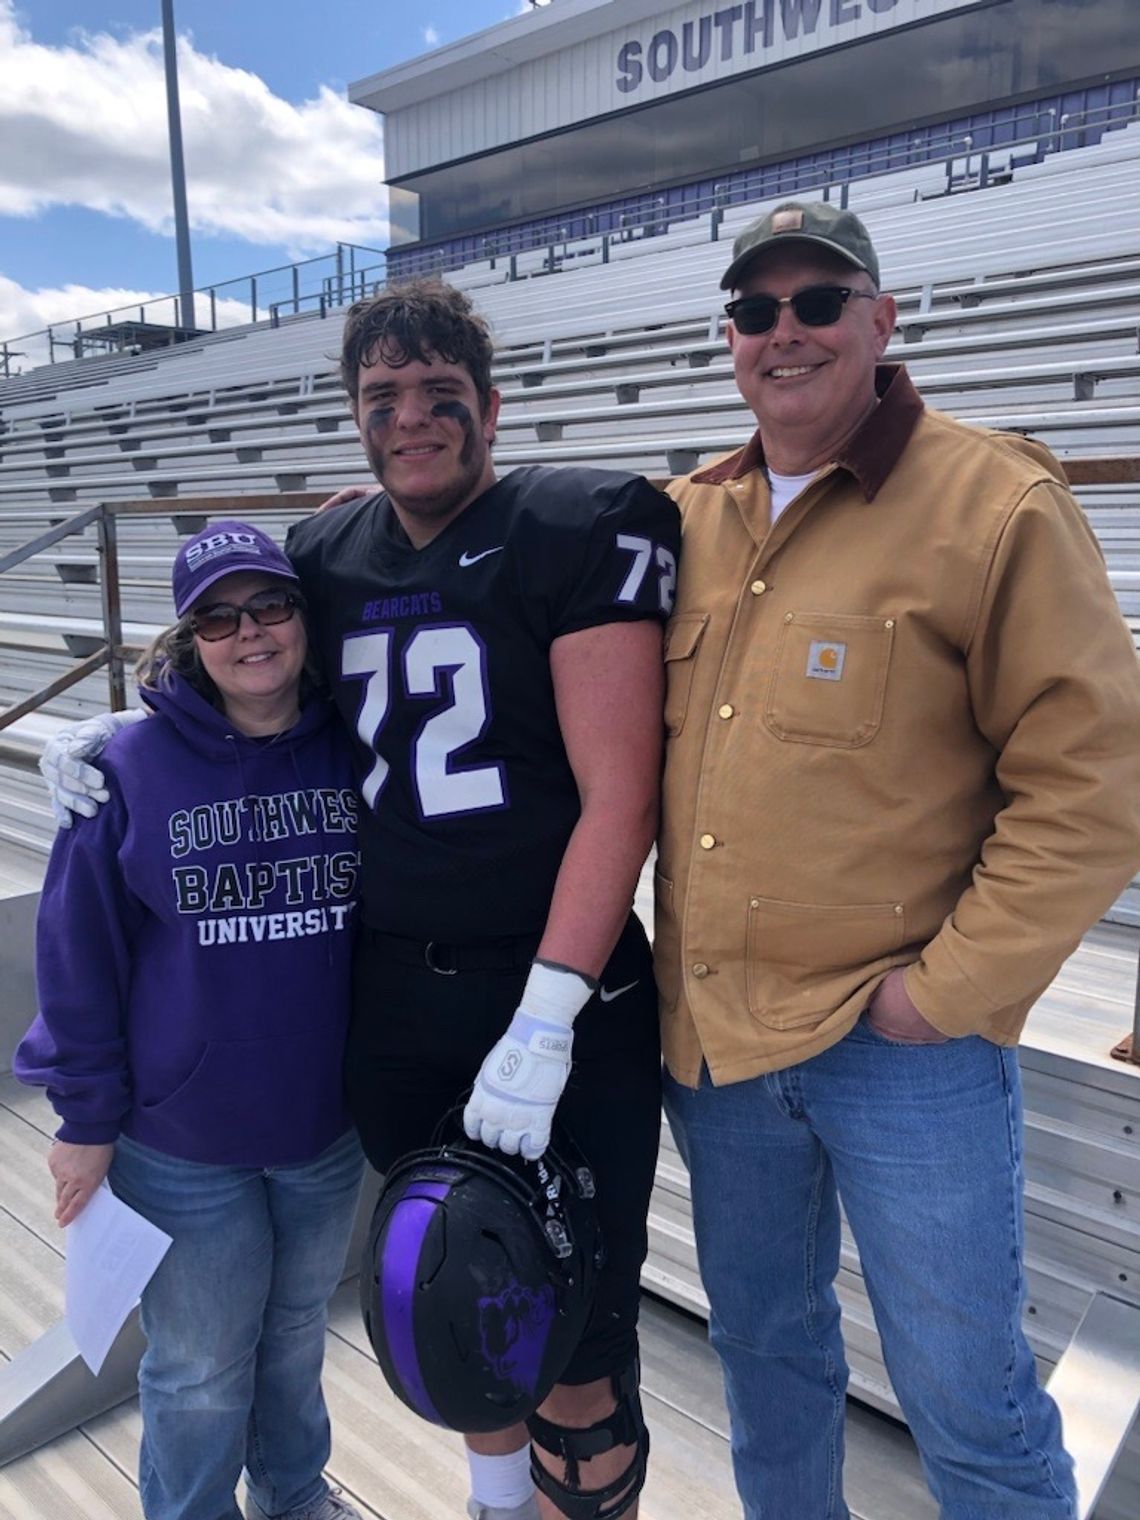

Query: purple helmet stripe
(381, 1179), (452, 1425)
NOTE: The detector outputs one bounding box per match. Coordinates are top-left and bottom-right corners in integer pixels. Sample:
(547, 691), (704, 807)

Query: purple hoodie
(15, 673), (360, 1167)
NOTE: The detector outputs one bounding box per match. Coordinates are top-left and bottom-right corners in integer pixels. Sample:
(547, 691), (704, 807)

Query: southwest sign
(616, 0), (983, 96)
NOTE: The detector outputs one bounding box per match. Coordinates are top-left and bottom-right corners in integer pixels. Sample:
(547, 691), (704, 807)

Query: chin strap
(525, 1361), (649, 1520)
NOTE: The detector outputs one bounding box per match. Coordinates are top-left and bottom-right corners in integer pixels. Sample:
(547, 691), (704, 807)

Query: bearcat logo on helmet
(478, 1281), (556, 1395)
(360, 1135), (602, 1432)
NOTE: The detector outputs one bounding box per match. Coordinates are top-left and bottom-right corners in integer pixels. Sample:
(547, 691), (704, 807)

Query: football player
(286, 279), (678, 1520)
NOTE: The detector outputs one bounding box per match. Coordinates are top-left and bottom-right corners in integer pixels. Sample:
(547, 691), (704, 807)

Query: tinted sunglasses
(189, 586), (302, 642)
(724, 284), (876, 335)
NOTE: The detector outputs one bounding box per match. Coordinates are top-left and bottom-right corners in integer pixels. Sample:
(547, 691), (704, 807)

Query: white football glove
(464, 961), (595, 1161)
(39, 711), (145, 829)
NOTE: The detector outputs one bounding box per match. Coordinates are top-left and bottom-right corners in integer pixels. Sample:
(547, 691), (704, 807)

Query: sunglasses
(724, 284), (876, 335)
(189, 587), (302, 642)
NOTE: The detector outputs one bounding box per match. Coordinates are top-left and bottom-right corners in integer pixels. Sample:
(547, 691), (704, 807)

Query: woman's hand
(48, 1140), (115, 1225)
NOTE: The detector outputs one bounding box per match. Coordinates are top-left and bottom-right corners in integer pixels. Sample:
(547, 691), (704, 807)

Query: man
(289, 280), (678, 1520)
(656, 200), (1140, 1518)
(43, 280), (680, 1520)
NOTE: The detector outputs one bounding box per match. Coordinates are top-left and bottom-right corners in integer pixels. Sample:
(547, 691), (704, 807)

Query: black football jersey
(286, 466), (681, 940)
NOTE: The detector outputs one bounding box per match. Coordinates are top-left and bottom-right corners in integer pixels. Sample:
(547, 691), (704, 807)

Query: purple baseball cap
(172, 520), (299, 616)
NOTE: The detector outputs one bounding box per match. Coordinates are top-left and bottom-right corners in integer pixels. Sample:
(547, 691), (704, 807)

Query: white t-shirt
(768, 468), (818, 524)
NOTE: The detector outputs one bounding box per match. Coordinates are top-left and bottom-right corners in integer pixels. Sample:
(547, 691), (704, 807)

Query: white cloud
(423, 25), (440, 46)
(0, 272), (256, 370)
(0, 1), (389, 255)
(0, 274), (167, 340)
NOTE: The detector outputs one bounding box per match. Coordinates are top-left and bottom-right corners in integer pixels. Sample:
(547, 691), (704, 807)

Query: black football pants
(347, 913), (661, 1384)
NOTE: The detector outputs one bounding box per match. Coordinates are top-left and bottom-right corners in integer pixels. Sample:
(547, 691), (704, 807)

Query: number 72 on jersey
(342, 624), (506, 821)
(343, 534), (675, 820)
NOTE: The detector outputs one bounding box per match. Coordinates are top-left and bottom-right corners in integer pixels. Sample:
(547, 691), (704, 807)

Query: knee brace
(525, 1360), (650, 1520)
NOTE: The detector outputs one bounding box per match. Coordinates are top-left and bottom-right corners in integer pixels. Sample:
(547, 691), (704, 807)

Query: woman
(16, 521), (364, 1520)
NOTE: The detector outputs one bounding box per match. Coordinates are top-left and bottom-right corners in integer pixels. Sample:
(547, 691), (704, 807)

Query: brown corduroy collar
(688, 364), (924, 501)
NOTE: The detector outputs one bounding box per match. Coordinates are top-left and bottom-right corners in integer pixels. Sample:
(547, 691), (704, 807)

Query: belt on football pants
(363, 927), (542, 976)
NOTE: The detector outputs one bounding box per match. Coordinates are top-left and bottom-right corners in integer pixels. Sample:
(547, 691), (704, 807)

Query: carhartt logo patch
(806, 640), (846, 681)
(772, 208), (804, 233)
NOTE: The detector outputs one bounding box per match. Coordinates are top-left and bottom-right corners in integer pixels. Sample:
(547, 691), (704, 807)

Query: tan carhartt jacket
(658, 366), (1140, 1086)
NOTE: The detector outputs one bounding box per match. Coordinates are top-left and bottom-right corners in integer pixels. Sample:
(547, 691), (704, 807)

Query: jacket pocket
(764, 611), (894, 747)
(653, 869), (681, 1013)
(663, 614), (709, 738)
(137, 1028), (347, 1163)
(746, 895), (906, 1031)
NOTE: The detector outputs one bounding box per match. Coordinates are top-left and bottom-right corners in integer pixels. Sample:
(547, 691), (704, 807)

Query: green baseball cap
(720, 201), (880, 291)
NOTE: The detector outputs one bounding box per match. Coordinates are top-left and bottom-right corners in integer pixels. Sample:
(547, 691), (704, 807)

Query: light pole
(161, 0), (196, 330)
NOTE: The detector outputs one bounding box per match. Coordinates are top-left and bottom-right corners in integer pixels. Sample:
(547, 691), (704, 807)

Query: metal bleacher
(2, 129), (1140, 1518)
(2, 125), (1138, 861)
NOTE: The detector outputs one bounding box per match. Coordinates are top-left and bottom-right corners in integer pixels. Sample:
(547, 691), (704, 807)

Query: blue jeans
(110, 1129), (364, 1520)
(663, 1020), (1076, 1520)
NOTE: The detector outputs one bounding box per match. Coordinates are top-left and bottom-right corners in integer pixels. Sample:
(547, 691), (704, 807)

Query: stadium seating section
(1, 126), (1138, 915)
(3, 126), (1140, 1520)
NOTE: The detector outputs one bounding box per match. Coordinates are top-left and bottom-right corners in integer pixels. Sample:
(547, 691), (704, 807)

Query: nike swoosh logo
(458, 546), (504, 567)
(599, 980), (639, 1003)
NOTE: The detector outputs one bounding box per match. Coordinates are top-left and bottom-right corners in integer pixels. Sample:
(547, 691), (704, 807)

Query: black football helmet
(360, 1135), (603, 1432)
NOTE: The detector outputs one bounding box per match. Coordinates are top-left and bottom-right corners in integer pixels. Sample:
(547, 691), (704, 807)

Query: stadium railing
(0, 244), (387, 380)
(383, 97), (1140, 287)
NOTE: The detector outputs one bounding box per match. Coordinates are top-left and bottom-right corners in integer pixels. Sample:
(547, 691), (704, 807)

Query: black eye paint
(432, 399), (478, 464)
(431, 400), (472, 423)
(366, 406), (394, 430)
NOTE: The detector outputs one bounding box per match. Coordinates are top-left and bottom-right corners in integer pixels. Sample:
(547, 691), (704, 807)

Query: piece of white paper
(66, 1183), (172, 1375)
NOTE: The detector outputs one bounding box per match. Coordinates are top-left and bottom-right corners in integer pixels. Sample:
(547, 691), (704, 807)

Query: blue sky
(0, 0), (538, 345)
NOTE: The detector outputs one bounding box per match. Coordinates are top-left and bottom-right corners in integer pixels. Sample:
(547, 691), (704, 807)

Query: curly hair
(340, 277), (494, 411)
(135, 616), (221, 705)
